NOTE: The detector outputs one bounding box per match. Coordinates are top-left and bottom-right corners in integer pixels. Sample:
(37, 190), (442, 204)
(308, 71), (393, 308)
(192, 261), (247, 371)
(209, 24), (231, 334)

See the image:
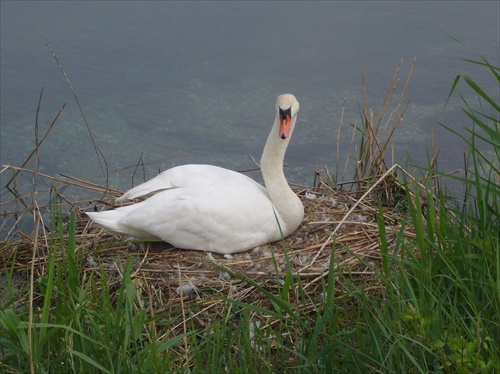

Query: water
(1, 2), (499, 207)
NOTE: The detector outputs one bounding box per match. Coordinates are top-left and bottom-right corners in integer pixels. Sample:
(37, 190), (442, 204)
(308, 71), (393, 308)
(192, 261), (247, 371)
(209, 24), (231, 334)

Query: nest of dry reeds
(1, 166), (419, 319)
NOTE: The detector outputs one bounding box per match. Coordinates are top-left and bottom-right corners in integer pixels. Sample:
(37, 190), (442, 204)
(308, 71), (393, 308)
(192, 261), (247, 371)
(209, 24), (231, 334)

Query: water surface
(1, 1), (499, 200)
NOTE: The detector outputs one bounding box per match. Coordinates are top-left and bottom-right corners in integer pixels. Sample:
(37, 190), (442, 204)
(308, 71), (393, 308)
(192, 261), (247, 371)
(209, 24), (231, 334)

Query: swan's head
(276, 94), (300, 140)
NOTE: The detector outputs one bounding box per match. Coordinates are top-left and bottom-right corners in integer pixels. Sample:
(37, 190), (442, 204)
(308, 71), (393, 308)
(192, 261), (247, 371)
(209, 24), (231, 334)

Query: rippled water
(1, 2), (499, 219)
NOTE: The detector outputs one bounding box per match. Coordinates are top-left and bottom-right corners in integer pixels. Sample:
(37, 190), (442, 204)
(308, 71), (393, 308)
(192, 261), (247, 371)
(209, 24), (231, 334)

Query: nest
(1, 177), (414, 327)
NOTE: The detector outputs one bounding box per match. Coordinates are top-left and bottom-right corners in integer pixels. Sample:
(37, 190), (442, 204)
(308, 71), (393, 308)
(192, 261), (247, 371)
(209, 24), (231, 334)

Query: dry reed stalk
(46, 44), (109, 185)
(336, 98), (346, 182)
(2, 98), (67, 189)
(27, 90), (43, 374)
(356, 59), (415, 183)
(1, 166), (123, 199)
(177, 266), (190, 366)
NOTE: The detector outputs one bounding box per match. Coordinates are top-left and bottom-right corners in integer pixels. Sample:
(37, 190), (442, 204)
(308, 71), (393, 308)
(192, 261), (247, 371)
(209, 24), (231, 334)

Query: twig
(131, 244), (149, 278)
(375, 59), (415, 165)
(131, 152), (147, 186)
(59, 173), (122, 193)
(336, 98), (346, 182)
(45, 43), (109, 187)
(343, 119), (358, 184)
(177, 266), (190, 366)
(1, 166), (123, 198)
(2, 91), (67, 189)
(28, 202), (39, 374)
(28, 89), (43, 374)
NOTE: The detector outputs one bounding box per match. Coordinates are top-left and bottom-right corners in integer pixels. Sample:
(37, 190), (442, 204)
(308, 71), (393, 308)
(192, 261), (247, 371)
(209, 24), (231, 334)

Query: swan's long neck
(260, 115), (304, 234)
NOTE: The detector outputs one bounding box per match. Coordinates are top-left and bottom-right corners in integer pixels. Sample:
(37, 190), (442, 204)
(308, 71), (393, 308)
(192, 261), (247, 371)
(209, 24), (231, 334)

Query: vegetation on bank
(0, 56), (498, 373)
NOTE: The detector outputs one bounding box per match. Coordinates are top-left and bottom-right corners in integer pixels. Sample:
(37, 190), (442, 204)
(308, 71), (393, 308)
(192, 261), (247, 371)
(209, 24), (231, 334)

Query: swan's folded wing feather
(111, 182), (282, 253)
(116, 164), (265, 202)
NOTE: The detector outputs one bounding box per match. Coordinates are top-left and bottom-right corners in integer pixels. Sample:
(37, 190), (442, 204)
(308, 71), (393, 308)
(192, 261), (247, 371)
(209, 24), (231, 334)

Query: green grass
(1, 210), (186, 373)
(1, 57), (499, 373)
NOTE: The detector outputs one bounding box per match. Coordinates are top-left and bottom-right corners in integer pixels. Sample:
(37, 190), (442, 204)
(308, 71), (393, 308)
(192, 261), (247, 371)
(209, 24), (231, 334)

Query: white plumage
(86, 94), (304, 254)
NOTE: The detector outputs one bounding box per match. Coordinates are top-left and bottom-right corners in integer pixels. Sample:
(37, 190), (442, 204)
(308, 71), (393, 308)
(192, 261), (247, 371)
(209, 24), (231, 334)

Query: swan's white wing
(89, 180), (284, 254)
(116, 164), (263, 202)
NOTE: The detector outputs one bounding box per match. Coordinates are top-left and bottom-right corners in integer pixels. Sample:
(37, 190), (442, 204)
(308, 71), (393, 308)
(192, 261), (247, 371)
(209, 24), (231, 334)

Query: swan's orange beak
(279, 109), (292, 139)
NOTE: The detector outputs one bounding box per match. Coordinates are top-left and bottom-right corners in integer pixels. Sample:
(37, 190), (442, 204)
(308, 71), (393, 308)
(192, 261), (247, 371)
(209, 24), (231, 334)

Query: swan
(86, 94), (304, 254)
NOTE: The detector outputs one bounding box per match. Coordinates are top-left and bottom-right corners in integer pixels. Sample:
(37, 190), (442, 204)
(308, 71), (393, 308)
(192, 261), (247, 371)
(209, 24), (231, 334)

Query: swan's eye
(279, 107), (292, 119)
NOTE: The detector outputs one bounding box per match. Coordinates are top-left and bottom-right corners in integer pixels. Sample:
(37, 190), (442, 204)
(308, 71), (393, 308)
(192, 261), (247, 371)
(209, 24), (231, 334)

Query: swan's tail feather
(86, 210), (157, 239)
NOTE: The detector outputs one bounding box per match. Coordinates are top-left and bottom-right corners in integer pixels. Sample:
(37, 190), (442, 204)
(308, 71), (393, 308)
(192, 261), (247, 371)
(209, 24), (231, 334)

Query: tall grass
(1, 57), (498, 372)
(1, 209), (188, 373)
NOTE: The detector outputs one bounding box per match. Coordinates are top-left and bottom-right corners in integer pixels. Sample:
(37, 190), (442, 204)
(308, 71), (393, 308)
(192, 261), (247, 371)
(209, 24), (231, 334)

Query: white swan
(86, 94), (304, 254)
